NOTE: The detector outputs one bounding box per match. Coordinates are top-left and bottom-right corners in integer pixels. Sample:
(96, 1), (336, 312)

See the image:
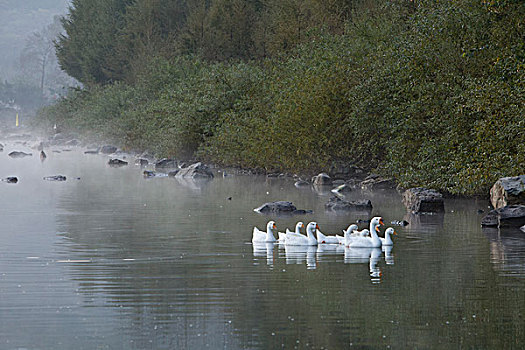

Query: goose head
(370, 216), (384, 234)
(306, 222), (319, 235)
(267, 221), (277, 233)
(385, 227), (396, 236)
(295, 221), (305, 233)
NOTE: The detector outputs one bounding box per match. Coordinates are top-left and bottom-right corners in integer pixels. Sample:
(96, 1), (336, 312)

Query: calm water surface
(0, 137), (524, 349)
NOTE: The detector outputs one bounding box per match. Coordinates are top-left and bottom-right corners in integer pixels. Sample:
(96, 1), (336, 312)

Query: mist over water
(0, 132), (524, 349)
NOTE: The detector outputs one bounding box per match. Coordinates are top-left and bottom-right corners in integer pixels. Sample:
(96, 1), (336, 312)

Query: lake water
(0, 135), (524, 349)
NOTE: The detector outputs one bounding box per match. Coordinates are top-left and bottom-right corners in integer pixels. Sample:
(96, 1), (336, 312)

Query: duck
(380, 227), (396, 246)
(285, 221), (318, 246)
(336, 224), (358, 245)
(316, 225), (340, 244)
(278, 222), (304, 242)
(346, 216), (384, 248)
(252, 221), (277, 243)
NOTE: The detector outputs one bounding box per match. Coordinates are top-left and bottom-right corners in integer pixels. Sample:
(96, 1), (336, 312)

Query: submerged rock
(176, 162), (214, 179)
(325, 196), (373, 211)
(108, 158), (128, 166)
(2, 176), (18, 183)
(312, 173), (333, 186)
(403, 187), (444, 213)
(84, 149), (99, 154)
(254, 201), (312, 215)
(8, 151), (32, 158)
(481, 205), (525, 228)
(490, 175), (525, 209)
(44, 175), (66, 181)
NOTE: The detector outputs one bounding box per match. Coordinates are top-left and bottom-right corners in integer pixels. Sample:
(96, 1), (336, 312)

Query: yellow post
(16, 113), (19, 127)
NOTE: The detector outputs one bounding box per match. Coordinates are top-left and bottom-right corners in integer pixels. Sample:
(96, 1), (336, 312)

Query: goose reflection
(284, 245), (317, 269)
(316, 244), (344, 262)
(252, 242), (275, 266)
(344, 247), (383, 281)
(383, 245), (394, 265)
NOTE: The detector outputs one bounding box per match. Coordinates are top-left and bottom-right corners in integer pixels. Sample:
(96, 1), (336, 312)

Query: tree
(56, 0), (132, 85)
(19, 15), (61, 99)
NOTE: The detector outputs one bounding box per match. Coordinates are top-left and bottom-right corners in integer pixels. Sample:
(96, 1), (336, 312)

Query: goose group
(252, 216), (397, 248)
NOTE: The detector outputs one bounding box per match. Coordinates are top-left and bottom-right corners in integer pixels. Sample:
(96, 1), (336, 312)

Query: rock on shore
(490, 175), (525, 209)
(403, 187), (444, 213)
(175, 162), (214, 179)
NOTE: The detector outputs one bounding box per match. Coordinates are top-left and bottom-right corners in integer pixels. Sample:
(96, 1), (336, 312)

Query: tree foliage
(41, 0), (525, 195)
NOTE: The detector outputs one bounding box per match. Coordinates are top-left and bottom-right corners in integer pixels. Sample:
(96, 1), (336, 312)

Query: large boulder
(490, 175), (525, 209)
(481, 205), (525, 228)
(312, 173), (333, 186)
(175, 162), (214, 179)
(360, 175), (396, 191)
(325, 196), (372, 211)
(403, 188), (444, 213)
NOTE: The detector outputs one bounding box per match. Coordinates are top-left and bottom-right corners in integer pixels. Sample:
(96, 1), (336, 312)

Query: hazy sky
(0, 0), (70, 79)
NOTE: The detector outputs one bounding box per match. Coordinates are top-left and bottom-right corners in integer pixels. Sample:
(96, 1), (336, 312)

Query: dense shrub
(38, 0), (525, 195)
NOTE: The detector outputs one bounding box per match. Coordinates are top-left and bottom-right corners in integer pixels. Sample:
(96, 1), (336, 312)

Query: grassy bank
(36, 0), (524, 196)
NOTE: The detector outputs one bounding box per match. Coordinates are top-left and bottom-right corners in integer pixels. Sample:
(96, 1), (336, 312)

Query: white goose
(285, 221), (318, 246)
(346, 216), (384, 248)
(316, 225), (340, 244)
(380, 227), (396, 246)
(336, 224), (358, 245)
(252, 221), (277, 243)
(278, 222), (304, 242)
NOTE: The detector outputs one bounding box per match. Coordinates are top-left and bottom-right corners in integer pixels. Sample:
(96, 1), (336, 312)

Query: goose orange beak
(379, 218), (384, 225)
(315, 224), (319, 230)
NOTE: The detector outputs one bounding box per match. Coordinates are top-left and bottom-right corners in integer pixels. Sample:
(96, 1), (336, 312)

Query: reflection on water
(1, 140), (525, 349)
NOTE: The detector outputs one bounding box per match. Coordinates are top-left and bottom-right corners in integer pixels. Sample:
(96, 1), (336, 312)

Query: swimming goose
(336, 224), (358, 245)
(252, 221), (277, 243)
(346, 216), (383, 248)
(285, 221), (318, 246)
(380, 227), (396, 246)
(278, 222), (304, 242)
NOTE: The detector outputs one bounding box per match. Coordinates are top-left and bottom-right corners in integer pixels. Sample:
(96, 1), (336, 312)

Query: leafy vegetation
(38, 0), (525, 195)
